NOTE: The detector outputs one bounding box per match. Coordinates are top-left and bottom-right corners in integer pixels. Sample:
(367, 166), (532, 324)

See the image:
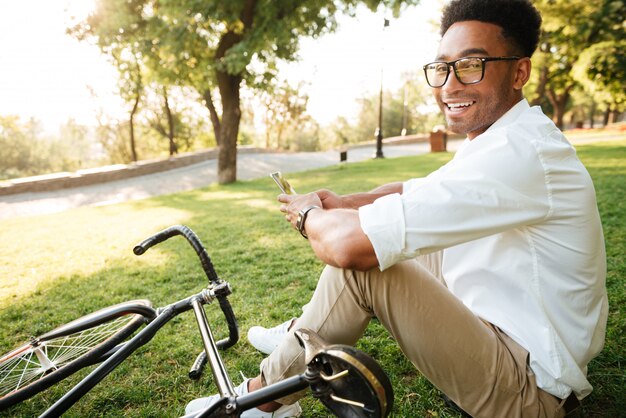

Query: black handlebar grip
(133, 225), (219, 283)
(133, 226), (180, 255)
(189, 351), (208, 380)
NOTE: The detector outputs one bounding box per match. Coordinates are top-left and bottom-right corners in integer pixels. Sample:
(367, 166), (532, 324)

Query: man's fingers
(277, 193), (293, 204)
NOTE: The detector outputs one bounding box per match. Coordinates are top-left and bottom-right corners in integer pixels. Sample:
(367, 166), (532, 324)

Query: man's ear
(513, 57), (532, 91)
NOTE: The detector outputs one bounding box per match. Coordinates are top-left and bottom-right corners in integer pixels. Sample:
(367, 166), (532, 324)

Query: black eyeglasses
(422, 56), (521, 88)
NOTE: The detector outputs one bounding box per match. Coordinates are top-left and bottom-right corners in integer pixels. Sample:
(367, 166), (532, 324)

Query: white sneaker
(185, 378), (302, 417)
(247, 318), (296, 355)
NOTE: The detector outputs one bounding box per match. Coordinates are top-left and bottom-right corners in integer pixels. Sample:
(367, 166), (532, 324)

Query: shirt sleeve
(359, 194), (407, 269)
(360, 133), (552, 270)
(402, 177), (427, 192)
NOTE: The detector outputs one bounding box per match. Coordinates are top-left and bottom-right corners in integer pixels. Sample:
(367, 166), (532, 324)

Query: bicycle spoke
(46, 317), (132, 366)
(0, 315), (137, 400)
(0, 351), (44, 396)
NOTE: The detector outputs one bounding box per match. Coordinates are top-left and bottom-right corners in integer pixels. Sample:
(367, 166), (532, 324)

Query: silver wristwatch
(296, 205), (320, 239)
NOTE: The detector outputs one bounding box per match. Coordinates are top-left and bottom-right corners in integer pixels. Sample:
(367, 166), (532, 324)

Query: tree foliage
(529, 0), (626, 128)
(260, 80), (310, 150)
(71, 0), (150, 161)
(0, 117), (102, 181)
(572, 40), (626, 109)
(72, 0), (420, 184)
(334, 71), (441, 146)
(91, 84), (213, 164)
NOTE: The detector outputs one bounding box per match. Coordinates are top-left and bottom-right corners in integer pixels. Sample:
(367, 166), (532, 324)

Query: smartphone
(270, 171), (296, 194)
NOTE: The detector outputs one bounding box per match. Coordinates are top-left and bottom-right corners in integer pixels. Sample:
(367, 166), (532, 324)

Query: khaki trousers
(260, 254), (565, 417)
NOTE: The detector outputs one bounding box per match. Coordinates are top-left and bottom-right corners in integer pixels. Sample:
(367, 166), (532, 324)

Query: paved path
(0, 141), (462, 220)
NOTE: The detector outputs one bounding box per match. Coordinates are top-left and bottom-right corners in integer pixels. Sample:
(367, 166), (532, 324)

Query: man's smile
(442, 99), (477, 118)
(444, 99), (476, 112)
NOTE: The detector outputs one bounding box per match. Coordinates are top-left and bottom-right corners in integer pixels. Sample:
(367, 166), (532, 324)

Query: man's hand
(277, 190), (378, 270)
(316, 189), (343, 209)
(316, 183), (404, 211)
(278, 192), (323, 231)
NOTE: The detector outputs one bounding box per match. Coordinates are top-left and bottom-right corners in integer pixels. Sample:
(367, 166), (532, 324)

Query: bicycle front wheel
(0, 300), (153, 410)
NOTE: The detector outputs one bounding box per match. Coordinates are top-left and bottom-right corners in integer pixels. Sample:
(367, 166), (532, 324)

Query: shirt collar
(483, 98), (529, 134)
(455, 99), (530, 156)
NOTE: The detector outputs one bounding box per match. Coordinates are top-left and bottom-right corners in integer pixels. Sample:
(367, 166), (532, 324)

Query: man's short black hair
(440, 0), (542, 57)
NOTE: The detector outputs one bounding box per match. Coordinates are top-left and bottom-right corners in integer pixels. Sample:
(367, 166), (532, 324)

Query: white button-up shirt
(359, 99), (608, 399)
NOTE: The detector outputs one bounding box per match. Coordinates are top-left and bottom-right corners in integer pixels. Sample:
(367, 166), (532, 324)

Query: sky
(0, 0), (443, 133)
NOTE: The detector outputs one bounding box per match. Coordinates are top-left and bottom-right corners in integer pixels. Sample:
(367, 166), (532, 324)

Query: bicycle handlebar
(133, 225), (219, 283)
(133, 225), (239, 372)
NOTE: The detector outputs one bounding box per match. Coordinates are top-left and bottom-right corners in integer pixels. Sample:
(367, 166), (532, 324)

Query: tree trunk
(127, 59), (142, 162)
(547, 88), (571, 130)
(129, 93), (140, 162)
(202, 89), (221, 144)
(602, 106), (610, 126)
(202, 81), (241, 184)
(212, 0), (256, 184)
(163, 88), (177, 156)
(216, 70), (242, 184)
(609, 104), (621, 124)
(589, 101), (596, 129)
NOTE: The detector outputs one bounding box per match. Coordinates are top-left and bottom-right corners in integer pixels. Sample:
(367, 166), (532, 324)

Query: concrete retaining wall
(0, 135), (440, 196)
(0, 147), (271, 196)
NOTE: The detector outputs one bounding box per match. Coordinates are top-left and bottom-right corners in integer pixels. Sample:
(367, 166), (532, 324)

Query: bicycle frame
(40, 283), (234, 417)
(35, 282), (356, 418)
(11, 225), (393, 417)
(36, 225), (240, 417)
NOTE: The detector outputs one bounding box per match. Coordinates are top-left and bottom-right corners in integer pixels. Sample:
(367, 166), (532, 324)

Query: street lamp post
(374, 17), (389, 159)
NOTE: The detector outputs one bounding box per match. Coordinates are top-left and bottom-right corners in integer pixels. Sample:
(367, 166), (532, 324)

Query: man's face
(432, 21), (524, 139)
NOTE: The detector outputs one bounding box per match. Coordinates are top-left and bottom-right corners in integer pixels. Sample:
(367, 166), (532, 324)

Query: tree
(530, 0), (626, 128)
(118, 53), (143, 162)
(343, 71), (437, 144)
(0, 116), (101, 180)
(71, 0), (152, 162)
(321, 116), (355, 150)
(261, 80), (310, 150)
(74, 0), (420, 184)
(0, 116), (37, 179)
(147, 86), (178, 156)
(572, 40), (626, 124)
(57, 119), (98, 169)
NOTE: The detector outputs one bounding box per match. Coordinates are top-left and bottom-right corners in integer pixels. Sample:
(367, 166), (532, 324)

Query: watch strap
(296, 205), (320, 239)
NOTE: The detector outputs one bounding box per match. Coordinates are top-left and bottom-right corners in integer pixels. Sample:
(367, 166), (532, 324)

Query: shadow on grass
(0, 214), (325, 416)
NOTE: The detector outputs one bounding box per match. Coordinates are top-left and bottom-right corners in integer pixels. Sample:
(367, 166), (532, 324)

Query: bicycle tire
(0, 300), (153, 410)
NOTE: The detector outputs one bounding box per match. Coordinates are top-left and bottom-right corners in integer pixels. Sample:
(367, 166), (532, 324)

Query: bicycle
(0, 225), (393, 417)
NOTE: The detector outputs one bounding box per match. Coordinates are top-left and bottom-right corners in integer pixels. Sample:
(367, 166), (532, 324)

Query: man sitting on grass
(187, 0), (607, 416)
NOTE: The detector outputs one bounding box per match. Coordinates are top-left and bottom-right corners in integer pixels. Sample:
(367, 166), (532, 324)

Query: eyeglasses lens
(425, 63), (449, 87)
(425, 58), (484, 87)
(455, 58), (483, 84)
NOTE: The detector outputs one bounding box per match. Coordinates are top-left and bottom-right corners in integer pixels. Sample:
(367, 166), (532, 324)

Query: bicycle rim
(0, 313), (144, 409)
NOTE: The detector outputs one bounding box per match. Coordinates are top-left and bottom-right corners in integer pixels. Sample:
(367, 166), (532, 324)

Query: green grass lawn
(1, 140), (624, 417)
